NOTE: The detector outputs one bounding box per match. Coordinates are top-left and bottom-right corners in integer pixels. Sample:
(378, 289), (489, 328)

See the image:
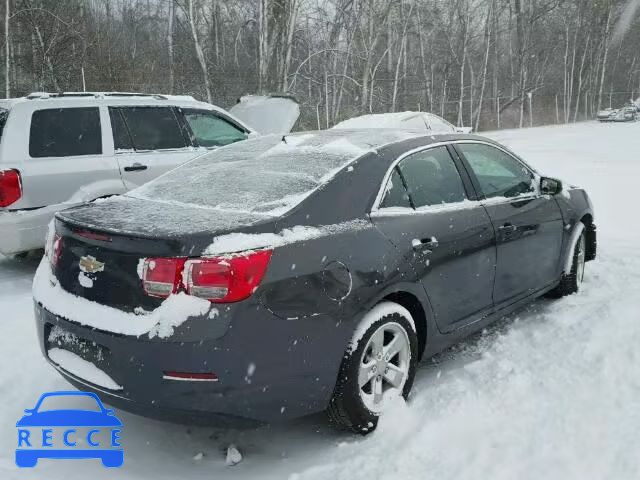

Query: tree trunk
(167, 0), (175, 94)
(5, 0), (9, 98)
(188, 0), (212, 103)
(597, 5), (612, 111)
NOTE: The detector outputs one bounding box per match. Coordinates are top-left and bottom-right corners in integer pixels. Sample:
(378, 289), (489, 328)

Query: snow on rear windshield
(129, 131), (396, 215)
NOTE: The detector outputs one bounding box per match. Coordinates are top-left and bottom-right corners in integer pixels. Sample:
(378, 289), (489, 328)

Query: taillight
(47, 233), (62, 267)
(0, 169), (22, 207)
(141, 250), (272, 303)
(185, 250), (273, 303)
(141, 258), (186, 298)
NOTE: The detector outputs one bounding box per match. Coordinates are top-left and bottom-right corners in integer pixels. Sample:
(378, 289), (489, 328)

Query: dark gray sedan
(33, 129), (596, 433)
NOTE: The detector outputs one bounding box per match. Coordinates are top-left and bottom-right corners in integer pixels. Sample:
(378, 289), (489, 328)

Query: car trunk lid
(52, 197), (278, 313)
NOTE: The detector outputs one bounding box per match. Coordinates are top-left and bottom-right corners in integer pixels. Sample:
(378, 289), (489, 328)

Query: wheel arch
(580, 213), (597, 261)
(362, 283), (432, 361)
(382, 291), (428, 361)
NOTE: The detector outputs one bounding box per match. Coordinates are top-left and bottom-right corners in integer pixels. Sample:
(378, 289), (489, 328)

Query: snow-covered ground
(2, 121), (639, 479)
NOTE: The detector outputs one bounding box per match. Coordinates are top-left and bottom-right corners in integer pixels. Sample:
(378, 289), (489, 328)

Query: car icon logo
(16, 391), (123, 468)
(79, 256), (105, 274)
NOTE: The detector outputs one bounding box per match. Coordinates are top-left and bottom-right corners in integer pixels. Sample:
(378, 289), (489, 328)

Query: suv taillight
(0, 169), (22, 207)
(141, 250), (272, 303)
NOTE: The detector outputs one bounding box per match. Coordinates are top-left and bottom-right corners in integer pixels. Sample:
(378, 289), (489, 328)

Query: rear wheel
(550, 230), (586, 298)
(328, 302), (418, 434)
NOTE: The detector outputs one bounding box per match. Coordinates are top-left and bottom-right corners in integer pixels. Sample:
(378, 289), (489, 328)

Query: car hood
(228, 95), (300, 135)
(16, 410), (122, 427)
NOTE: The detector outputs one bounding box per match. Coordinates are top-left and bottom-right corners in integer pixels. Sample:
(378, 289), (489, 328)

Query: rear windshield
(129, 133), (370, 215)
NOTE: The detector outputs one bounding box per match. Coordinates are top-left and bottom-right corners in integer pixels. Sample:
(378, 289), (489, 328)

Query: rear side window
(109, 108), (133, 151)
(397, 146), (468, 208)
(0, 108), (8, 141)
(29, 108), (102, 158)
(426, 114), (455, 133)
(115, 107), (188, 151)
(379, 168), (411, 209)
(182, 109), (247, 147)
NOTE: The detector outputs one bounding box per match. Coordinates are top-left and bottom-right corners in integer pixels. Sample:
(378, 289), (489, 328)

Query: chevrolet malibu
(33, 129), (596, 433)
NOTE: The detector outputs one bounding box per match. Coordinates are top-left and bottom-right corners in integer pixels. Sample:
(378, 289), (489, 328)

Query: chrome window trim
(370, 139), (540, 214)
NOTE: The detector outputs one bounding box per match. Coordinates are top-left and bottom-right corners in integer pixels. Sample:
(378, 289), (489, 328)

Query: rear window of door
(395, 146), (468, 208)
(379, 168), (412, 209)
(425, 114), (455, 133)
(456, 143), (535, 199)
(182, 109), (247, 147)
(111, 107), (188, 151)
(29, 107), (102, 158)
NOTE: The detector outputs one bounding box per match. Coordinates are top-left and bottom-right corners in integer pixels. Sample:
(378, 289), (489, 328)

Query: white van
(0, 92), (299, 255)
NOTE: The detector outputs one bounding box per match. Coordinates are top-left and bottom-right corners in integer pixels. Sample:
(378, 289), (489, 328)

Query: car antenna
(282, 135), (288, 144)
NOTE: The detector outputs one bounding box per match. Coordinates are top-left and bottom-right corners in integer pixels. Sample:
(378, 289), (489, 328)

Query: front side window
(182, 109), (247, 147)
(29, 107), (102, 158)
(115, 107), (188, 151)
(396, 146), (467, 208)
(456, 143), (535, 199)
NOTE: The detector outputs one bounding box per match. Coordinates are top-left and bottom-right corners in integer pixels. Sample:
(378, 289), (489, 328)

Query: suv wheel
(328, 301), (418, 434)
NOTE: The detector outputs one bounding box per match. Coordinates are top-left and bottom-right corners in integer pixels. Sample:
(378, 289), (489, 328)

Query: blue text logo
(16, 391), (123, 468)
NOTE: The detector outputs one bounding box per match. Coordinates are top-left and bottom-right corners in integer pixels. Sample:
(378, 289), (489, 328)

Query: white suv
(0, 92), (299, 255)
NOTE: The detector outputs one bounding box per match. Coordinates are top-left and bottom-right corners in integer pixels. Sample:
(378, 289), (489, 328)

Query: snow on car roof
(129, 129), (423, 217)
(332, 111), (455, 132)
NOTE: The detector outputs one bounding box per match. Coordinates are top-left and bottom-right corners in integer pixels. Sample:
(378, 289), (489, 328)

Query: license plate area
(45, 323), (112, 369)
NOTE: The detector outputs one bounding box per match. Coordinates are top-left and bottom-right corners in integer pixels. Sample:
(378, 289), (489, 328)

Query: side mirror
(540, 177), (563, 195)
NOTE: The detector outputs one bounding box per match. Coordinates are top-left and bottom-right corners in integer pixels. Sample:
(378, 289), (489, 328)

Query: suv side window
(182, 109), (247, 147)
(396, 146), (468, 208)
(109, 108), (133, 151)
(114, 107), (188, 151)
(29, 107), (102, 158)
(456, 143), (535, 199)
(379, 167), (412, 209)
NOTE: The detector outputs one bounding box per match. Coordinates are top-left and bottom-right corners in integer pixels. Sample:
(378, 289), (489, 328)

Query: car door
(19, 106), (123, 208)
(109, 106), (198, 188)
(454, 141), (564, 305)
(371, 144), (496, 332)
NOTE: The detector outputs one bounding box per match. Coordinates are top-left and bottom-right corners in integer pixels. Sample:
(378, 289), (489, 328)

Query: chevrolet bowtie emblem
(79, 255), (105, 274)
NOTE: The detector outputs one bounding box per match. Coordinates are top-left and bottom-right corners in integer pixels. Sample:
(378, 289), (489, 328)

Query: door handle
(412, 237), (439, 251)
(124, 163), (148, 172)
(498, 223), (518, 232)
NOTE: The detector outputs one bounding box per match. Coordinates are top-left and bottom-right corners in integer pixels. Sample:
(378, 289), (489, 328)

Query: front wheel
(550, 230), (586, 298)
(328, 302), (418, 434)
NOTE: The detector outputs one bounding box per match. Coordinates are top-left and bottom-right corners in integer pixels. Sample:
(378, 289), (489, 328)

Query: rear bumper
(34, 300), (348, 426)
(0, 205), (65, 255)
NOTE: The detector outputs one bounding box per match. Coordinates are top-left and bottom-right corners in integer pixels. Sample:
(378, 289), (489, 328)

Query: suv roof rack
(25, 92), (179, 101)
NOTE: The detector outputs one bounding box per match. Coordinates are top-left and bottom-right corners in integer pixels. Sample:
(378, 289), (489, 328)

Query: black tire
(327, 301), (418, 434)
(549, 230), (586, 298)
